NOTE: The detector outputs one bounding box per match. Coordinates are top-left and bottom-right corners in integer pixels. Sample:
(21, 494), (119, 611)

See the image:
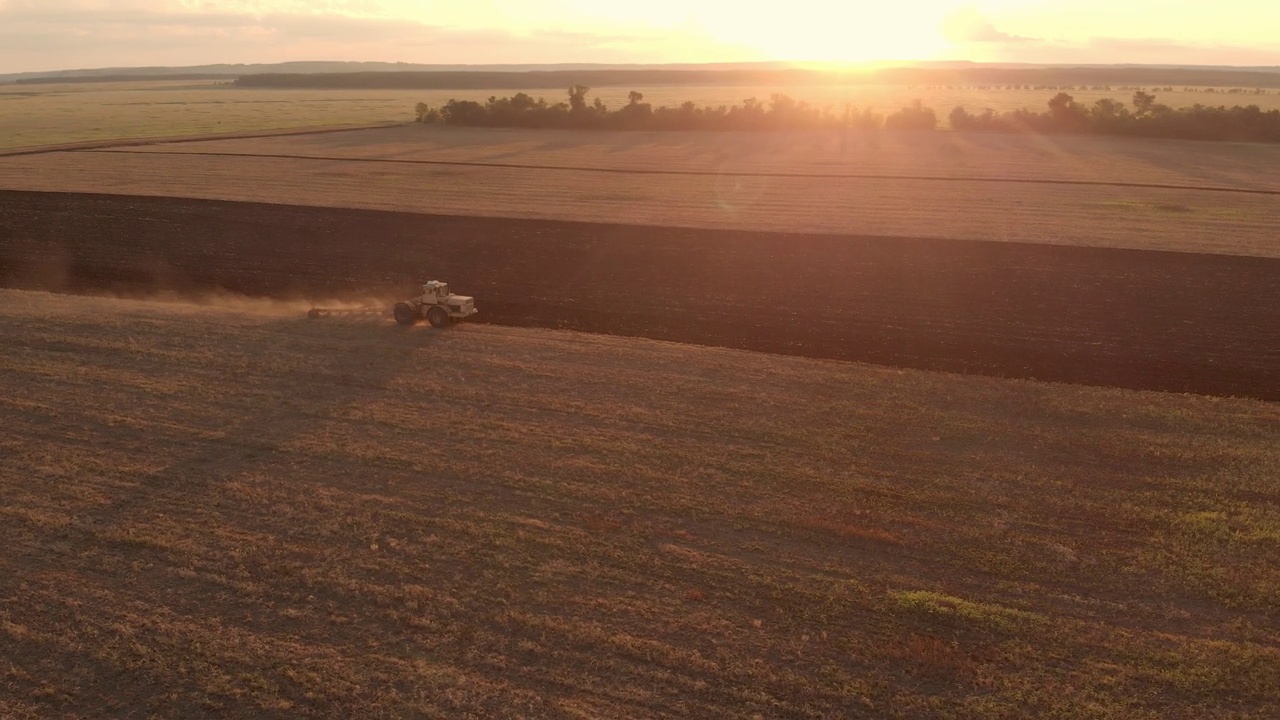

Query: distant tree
(1132, 90), (1157, 117)
(725, 97), (766, 130)
(414, 102), (442, 123)
(1046, 92), (1088, 129)
(568, 85), (590, 113)
(1047, 92), (1072, 115)
(615, 90), (652, 127)
(440, 99), (486, 126)
(885, 99), (938, 131)
(847, 106), (883, 130)
(1090, 98), (1131, 133)
(481, 92), (544, 126)
(1091, 98), (1125, 117)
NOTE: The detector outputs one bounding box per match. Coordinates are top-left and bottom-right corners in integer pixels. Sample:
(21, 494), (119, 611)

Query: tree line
(415, 87), (925, 132)
(949, 91), (1280, 143)
(414, 87), (1280, 143)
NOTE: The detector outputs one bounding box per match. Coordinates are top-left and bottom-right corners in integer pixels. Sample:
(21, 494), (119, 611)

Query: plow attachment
(306, 305), (389, 319)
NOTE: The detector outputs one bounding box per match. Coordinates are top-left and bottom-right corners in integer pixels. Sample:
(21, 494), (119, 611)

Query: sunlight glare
(709, 5), (952, 63)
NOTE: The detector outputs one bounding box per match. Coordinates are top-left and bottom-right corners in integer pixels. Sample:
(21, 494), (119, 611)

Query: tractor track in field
(0, 123), (401, 158)
(1, 189), (1277, 401)
(81, 148), (1280, 196)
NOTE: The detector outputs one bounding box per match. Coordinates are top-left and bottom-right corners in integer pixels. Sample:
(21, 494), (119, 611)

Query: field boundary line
(0, 123), (404, 158)
(80, 148), (1280, 196)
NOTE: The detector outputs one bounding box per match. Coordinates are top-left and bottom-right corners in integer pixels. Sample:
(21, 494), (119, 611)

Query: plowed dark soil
(2, 189), (1277, 400)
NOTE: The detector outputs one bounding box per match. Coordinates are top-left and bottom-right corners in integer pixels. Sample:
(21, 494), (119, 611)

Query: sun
(520, 1), (959, 65)
(748, 27), (950, 65)
(698, 3), (953, 64)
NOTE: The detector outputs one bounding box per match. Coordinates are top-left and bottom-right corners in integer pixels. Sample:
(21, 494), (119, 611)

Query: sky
(0, 0), (1276, 74)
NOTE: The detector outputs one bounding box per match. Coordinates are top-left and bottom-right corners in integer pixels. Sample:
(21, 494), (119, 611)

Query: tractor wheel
(393, 302), (419, 326)
(426, 306), (450, 328)
(307, 308), (321, 320)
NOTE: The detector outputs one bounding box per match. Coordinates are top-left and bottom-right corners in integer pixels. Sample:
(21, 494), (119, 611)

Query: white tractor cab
(393, 280), (478, 327)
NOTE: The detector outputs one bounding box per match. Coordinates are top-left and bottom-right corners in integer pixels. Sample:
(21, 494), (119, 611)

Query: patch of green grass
(889, 590), (1047, 633)
(1098, 199), (1195, 213)
(1094, 199), (1262, 221)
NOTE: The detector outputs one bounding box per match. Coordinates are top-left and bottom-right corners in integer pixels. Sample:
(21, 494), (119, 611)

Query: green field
(1, 289), (1277, 718)
(4, 79), (1279, 151)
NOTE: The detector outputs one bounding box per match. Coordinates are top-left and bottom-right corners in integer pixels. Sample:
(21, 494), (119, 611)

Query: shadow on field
(0, 304), (494, 718)
(84, 314), (440, 541)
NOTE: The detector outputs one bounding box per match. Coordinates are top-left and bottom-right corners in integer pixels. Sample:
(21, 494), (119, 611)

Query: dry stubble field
(2, 290), (1278, 719)
(2, 125), (1278, 256)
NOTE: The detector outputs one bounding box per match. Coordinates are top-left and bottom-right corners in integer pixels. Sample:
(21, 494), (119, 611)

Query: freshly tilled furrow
(2, 189), (1277, 401)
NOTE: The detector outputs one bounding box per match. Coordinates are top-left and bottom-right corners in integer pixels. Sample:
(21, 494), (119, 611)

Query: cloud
(0, 2), (735, 72)
(2, 1), (1276, 73)
(1084, 37), (1280, 66)
(941, 7), (1036, 44)
(933, 7), (1279, 66)
(979, 35), (1280, 67)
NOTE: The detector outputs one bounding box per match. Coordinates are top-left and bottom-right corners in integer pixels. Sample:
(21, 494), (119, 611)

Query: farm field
(2, 126), (1278, 257)
(3, 191), (1277, 401)
(90, 124), (1280, 189)
(2, 289), (1278, 719)
(0, 82), (402, 151)
(4, 79), (1279, 151)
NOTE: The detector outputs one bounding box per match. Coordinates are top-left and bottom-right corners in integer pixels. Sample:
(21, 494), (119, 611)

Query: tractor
(392, 280), (478, 327)
(306, 280), (478, 328)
